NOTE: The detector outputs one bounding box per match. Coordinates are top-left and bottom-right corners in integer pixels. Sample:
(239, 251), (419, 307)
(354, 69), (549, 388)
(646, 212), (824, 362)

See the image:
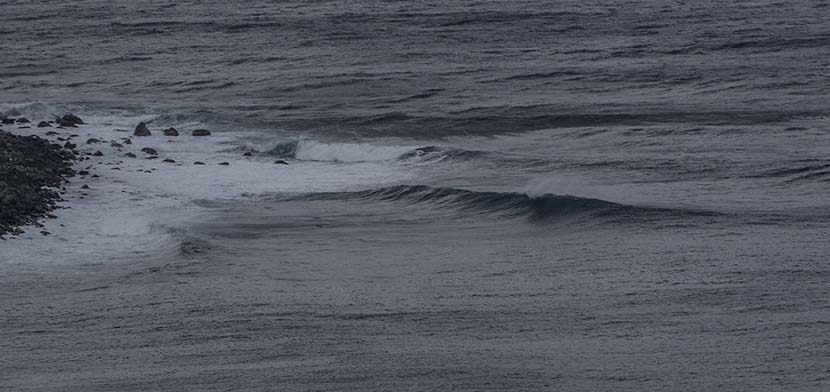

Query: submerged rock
(133, 122), (151, 136)
(163, 127), (179, 136)
(192, 129), (211, 136)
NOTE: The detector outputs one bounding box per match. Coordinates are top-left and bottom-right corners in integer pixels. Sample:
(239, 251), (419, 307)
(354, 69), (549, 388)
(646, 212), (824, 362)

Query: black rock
(63, 142), (76, 150)
(141, 147), (158, 155)
(1, 119), (14, 125)
(134, 122), (151, 136)
(122, 138), (132, 145)
(192, 129), (211, 136)
(162, 158), (176, 163)
(243, 152), (253, 157)
(78, 170), (89, 176)
(218, 162), (230, 166)
(81, 185), (90, 189)
(124, 152), (137, 158)
(45, 131), (60, 136)
(38, 121), (51, 128)
(110, 142), (123, 148)
(59, 114), (84, 127)
(86, 138), (101, 144)
(274, 160), (288, 165)
(193, 161), (206, 165)
(163, 127), (179, 136)
(16, 118), (30, 124)
(92, 150), (103, 156)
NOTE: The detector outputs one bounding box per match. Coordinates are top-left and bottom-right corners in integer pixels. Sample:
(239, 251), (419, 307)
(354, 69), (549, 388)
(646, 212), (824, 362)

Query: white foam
(0, 112), (419, 270)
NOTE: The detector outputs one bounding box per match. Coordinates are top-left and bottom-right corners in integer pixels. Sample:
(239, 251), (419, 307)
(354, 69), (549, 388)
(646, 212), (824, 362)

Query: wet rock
(243, 152), (253, 157)
(193, 161), (206, 165)
(124, 152), (137, 158)
(218, 162), (230, 166)
(274, 160), (288, 165)
(1, 119), (15, 125)
(146, 156), (158, 160)
(133, 122), (151, 136)
(16, 118), (30, 124)
(192, 129), (211, 137)
(63, 141), (76, 150)
(122, 138), (132, 145)
(110, 142), (123, 148)
(141, 147), (158, 155)
(78, 170), (89, 176)
(81, 185), (89, 189)
(37, 121), (51, 128)
(45, 131), (60, 136)
(163, 127), (179, 136)
(86, 138), (101, 144)
(163, 158), (176, 163)
(92, 150), (103, 157)
(59, 114), (84, 127)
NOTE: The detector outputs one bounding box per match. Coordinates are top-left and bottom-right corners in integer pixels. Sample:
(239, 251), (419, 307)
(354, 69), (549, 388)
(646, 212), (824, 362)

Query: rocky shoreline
(0, 119), (76, 237)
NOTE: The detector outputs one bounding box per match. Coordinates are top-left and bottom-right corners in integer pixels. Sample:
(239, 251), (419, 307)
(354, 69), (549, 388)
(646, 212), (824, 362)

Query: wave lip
(293, 185), (718, 222)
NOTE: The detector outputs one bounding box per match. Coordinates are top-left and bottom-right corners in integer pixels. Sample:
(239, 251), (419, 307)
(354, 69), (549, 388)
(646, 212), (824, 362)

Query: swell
(282, 185), (719, 223)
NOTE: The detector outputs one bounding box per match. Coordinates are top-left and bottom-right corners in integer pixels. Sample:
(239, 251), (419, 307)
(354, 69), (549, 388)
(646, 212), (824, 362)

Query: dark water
(2, 1), (830, 391)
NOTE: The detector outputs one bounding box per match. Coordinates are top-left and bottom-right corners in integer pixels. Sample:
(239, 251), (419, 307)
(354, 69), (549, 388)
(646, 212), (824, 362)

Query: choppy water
(2, 1), (830, 391)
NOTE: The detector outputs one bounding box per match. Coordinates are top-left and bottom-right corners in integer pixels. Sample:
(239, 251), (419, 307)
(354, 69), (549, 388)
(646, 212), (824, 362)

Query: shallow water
(2, 1), (830, 391)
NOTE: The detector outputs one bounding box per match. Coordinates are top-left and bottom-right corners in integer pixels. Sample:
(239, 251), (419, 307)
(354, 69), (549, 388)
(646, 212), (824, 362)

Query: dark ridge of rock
(192, 129), (211, 136)
(0, 130), (76, 236)
(162, 158), (176, 163)
(86, 138), (101, 144)
(163, 127), (179, 136)
(134, 122), (151, 136)
(38, 121), (51, 128)
(141, 147), (158, 155)
(92, 150), (103, 157)
(124, 152), (137, 158)
(1, 119), (15, 125)
(218, 162), (230, 166)
(274, 160), (288, 165)
(193, 161), (206, 165)
(16, 118), (30, 124)
(59, 114), (84, 127)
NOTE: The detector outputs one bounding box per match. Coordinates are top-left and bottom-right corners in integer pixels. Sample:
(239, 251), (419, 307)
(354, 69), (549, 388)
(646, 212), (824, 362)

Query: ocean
(2, 0), (829, 390)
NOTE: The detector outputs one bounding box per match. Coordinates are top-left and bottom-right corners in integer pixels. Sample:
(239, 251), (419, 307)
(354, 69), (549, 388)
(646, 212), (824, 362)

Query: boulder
(86, 138), (101, 144)
(37, 121), (51, 128)
(122, 138), (132, 145)
(140, 147), (158, 155)
(63, 142), (76, 150)
(110, 142), (123, 148)
(218, 162), (230, 166)
(59, 114), (83, 127)
(133, 122), (151, 136)
(163, 127), (179, 136)
(193, 161), (206, 165)
(191, 129), (211, 137)
(274, 160), (288, 165)
(92, 150), (103, 156)
(1, 119), (15, 125)
(162, 158), (176, 163)
(16, 118), (30, 124)
(124, 152), (137, 158)
(243, 152), (253, 157)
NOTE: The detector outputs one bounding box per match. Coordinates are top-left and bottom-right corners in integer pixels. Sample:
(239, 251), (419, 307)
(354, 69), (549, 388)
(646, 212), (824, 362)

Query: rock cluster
(0, 130), (75, 236)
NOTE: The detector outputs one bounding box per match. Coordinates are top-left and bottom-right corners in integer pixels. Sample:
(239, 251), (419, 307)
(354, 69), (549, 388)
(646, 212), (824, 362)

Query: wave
(287, 185), (718, 222)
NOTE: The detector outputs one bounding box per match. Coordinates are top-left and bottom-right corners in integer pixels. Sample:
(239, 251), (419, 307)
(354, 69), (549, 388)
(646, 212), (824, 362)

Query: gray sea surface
(2, 0), (830, 391)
